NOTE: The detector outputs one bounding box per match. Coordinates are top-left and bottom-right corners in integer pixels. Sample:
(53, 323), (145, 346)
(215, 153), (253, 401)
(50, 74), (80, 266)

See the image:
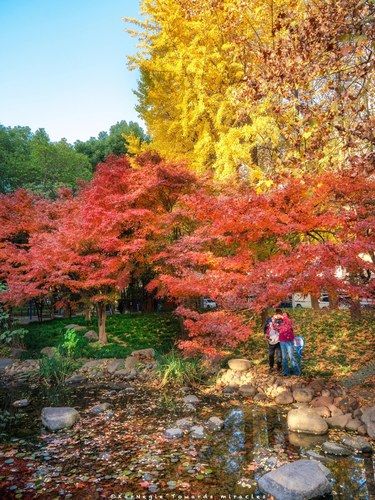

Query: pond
(0, 383), (374, 498)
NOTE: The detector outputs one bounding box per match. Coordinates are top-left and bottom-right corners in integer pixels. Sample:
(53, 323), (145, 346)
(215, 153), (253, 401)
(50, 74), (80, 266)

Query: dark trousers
(268, 342), (282, 370)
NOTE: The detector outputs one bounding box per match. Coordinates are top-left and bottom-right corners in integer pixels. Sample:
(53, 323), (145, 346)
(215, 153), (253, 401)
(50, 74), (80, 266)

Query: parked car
(202, 298), (217, 309)
(292, 293), (330, 309)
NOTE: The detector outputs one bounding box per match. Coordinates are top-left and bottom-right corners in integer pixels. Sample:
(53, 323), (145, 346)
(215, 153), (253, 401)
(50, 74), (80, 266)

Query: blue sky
(0, 0), (143, 142)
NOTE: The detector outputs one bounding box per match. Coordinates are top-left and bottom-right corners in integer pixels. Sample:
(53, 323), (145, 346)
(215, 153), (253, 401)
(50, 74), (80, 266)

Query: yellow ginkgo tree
(126, 0), (374, 185)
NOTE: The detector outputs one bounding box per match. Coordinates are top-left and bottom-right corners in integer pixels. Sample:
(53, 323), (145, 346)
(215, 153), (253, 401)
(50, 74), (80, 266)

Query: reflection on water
(0, 385), (374, 498)
(223, 408), (245, 473)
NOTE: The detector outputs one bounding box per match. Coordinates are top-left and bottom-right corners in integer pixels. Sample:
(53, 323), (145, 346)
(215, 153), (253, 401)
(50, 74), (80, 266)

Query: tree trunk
(35, 300), (43, 323)
(6, 306), (14, 330)
(329, 290), (339, 310)
(311, 294), (320, 310)
(350, 299), (361, 321)
(97, 303), (107, 344)
(260, 308), (269, 329)
(84, 305), (92, 322)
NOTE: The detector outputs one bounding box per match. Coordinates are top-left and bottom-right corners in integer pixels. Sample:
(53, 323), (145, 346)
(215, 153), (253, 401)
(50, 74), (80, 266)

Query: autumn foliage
(0, 0), (374, 355)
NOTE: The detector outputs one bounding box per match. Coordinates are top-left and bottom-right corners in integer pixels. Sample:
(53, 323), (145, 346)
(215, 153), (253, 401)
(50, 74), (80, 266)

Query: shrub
(0, 328), (28, 348)
(39, 352), (80, 386)
(157, 350), (203, 387)
(59, 328), (88, 358)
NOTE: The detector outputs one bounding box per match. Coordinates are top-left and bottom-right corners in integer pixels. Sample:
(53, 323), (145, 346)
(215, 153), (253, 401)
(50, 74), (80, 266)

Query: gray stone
(306, 450), (332, 463)
(84, 330), (98, 342)
(326, 414), (350, 429)
(175, 417), (194, 430)
(41, 407), (79, 431)
(361, 406), (375, 438)
(238, 384), (257, 397)
(90, 403), (110, 414)
(107, 359), (124, 374)
(345, 418), (362, 431)
(254, 393), (268, 402)
(227, 358), (251, 371)
(207, 416), (224, 431)
(165, 427), (183, 439)
(183, 394), (199, 404)
(131, 348), (155, 360)
(287, 409), (328, 435)
(293, 388), (314, 403)
(72, 325), (86, 332)
(322, 441), (351, 456)
(328, 404), (343, 416)
(124, 356), (138, 371)
(311, 396), (333, 408)
(190, 425), (205, 439)
(65, 374), (86, 385)
(335, 396), (359, 414)
(64, 324), (79, 330)
(183, 403), (197, 412)
(222, 386), (236, 394)
(13, 399), (29, 408)
(40, 347), (58, 358)
(311, 406), (330, 418)
(275, 390), (294, 405)
(358, 424), (367, 436)
(308, 380), (324, 394)
(258, 459), (331, 499)
(342, 436), (373, 453)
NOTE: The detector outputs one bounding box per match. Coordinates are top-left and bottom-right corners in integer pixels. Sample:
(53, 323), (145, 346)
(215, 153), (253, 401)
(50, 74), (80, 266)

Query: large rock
(84, 330), (98, 342)
(227, 358), (251, 372)
(207, 416), (224, 431)
(328, 404), (343, 416)
(342, 436), (373, 453)
(13, 399), (29, 408)
(190, 425), (205, 439)
(175, 417), (194, 430)
(361, 406), (375, 438)
(107, 359), (124, 374)
(322, 441), (351, 456)
(345, 418), (362, 431)
(311, 395), (333, 408)
(90, 403), (110, 414)
(306, 450), (332, 464)
(183, 394), (199, 404)
(65, 324), (86, 332)
(165, 428), (183, 439)
(0, 358), (14, 371)
(293, 388), (314, 403)
(238, 384), (257, 397)
(131, 348), (155, 361)
(124, 356), (138, 371)
(258, 459), (332, 499)
(40, 347), (58, 358)
(334, 396), (359, 414)
(287, 409), (328, 435)
(41, 407), (79, 431)
(326, 414), (351, 429)
(275, 390), (294, 405)
(311, 406), (330, 418)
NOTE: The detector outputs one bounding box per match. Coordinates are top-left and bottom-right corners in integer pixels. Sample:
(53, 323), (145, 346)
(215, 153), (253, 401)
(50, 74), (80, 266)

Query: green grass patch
(156, 350), (204, 387)
(239, 308), (375, 379)
(23, 313), (181, 359)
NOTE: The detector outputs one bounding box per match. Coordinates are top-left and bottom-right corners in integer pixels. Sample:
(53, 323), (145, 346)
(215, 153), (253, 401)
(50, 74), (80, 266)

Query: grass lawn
(22, 313), (181, 359)
(16, 309), (375, 380)
(241, 308), (375, 379)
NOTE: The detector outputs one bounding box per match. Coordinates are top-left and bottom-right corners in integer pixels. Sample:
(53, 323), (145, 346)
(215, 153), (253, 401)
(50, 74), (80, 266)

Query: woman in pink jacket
(273, 309), (301, 376)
